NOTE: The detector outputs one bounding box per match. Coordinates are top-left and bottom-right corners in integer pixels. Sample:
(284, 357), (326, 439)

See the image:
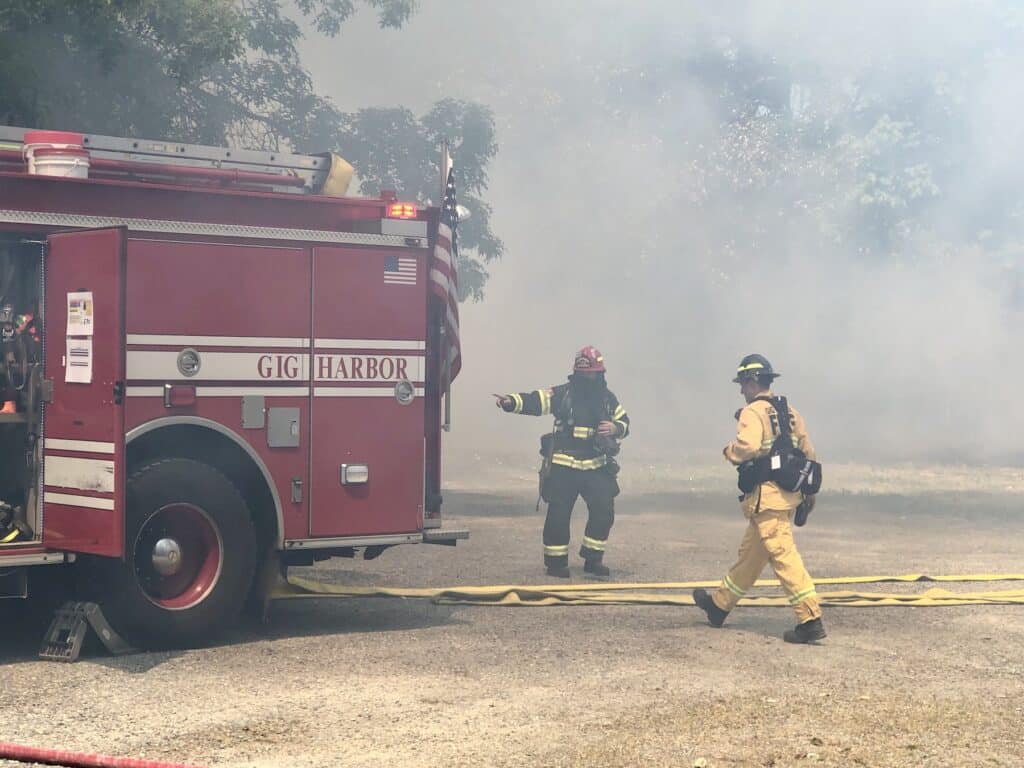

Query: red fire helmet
(573, 346), (606, 373)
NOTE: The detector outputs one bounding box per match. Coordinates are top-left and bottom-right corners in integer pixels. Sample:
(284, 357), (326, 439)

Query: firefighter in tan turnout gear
(494, 346), (630, 579)
(693, 354), (826, 644)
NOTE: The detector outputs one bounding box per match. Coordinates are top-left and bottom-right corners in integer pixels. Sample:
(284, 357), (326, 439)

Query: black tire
(81, 458), (257, 649)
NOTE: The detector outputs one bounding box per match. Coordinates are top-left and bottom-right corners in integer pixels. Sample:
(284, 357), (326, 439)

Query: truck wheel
(88, 458), (257, 649)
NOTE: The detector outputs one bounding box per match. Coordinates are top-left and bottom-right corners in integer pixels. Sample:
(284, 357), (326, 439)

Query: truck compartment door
(42, 228), (126, 557)
(309, 246), (426, 538)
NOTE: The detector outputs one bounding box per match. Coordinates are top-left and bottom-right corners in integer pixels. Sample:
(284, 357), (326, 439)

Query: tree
(0, 0), (501, 300)
(583, 10), (1024, 273)
(326, 100), (502, 301)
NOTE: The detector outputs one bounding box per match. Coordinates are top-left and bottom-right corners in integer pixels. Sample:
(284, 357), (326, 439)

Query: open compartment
(0, 234), (44, 545)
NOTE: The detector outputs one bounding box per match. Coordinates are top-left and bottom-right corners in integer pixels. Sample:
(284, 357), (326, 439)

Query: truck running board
(422, 527), (470, 546)
(38, 601), (137, 662)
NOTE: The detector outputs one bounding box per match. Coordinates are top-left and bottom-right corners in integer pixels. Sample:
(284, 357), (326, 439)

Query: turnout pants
(712, 508), (822, 624)
(542, 465), (618, 567)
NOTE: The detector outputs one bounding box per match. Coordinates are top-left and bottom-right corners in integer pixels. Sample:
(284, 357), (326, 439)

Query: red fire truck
(0, 127), (466, 648)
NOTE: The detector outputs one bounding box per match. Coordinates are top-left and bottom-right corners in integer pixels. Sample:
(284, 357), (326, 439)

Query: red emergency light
(386, 202), (418, 219)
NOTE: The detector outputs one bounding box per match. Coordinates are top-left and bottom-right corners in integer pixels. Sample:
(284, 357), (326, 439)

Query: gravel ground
(2, 478), (1023, 767)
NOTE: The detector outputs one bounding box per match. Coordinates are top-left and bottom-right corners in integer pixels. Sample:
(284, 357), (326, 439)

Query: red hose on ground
(0, 743), (205, 768)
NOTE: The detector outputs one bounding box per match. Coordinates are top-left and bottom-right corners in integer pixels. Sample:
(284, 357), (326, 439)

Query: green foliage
(295, 0), (417, 33)
(0, 0), (499, 301)
(326, 99), (502, 301)
(595, 28), (1021, 273)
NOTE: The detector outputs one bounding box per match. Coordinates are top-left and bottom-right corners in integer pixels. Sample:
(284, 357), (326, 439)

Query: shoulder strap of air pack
(752, 394), (792, 441)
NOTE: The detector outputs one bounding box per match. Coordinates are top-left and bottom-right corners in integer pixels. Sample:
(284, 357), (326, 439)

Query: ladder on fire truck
(0, 127), (339, 194)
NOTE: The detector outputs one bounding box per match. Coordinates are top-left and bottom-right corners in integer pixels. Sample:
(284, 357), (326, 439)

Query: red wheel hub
(133, 504), (223, 610)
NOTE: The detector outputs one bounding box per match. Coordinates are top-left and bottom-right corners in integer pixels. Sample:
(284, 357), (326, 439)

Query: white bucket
(22, 130), (90, 179)
(27, 147), (90, 178)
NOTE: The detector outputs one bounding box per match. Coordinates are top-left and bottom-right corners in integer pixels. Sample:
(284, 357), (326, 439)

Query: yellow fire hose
(270, 573), (1024, 608)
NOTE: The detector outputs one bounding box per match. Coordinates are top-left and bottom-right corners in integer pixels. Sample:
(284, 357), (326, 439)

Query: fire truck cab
(0, 127), (465, 648)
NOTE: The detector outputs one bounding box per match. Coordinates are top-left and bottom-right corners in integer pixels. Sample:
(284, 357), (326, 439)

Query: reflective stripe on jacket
(507, 382), (630, 469)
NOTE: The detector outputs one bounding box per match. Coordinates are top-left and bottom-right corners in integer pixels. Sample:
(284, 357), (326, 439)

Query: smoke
(302, 1), (1024, 465)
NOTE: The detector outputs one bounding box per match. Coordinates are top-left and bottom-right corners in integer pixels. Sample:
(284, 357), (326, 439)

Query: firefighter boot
(693, 588), (729, 628)
(783, 617), (827, 644)
(545, 547), (571, 578)
(580, 546), (610, 578)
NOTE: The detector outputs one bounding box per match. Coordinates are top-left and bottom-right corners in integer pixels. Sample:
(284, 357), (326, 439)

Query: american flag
(430, 167), (461, 379)
(383, 254), (417, 285)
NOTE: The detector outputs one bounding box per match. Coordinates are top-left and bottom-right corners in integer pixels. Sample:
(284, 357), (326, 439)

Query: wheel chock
(38, 601), (137, 662)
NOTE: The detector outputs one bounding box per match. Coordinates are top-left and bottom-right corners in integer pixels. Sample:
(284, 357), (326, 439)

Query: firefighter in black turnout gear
(494, 346), (630, 579)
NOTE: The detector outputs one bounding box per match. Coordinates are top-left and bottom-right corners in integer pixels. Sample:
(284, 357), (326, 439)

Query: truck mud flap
(0, 568), (27, 599)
